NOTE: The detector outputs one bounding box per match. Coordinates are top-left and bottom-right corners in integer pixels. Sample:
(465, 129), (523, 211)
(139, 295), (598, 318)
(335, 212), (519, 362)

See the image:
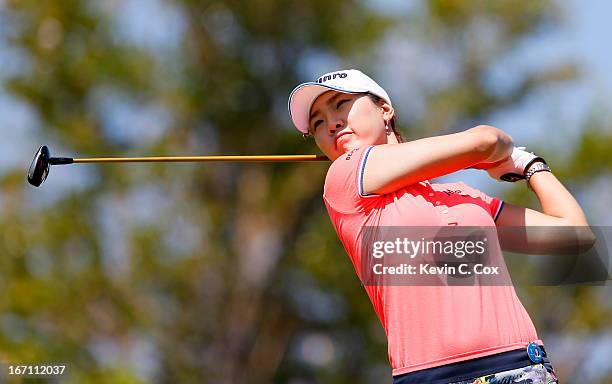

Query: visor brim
(288, 82), (369, 134)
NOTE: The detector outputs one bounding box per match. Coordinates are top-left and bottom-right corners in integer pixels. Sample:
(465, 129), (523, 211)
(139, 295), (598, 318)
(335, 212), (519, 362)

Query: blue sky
(1, 1), (610, 380)
(1, 0), (611, 222)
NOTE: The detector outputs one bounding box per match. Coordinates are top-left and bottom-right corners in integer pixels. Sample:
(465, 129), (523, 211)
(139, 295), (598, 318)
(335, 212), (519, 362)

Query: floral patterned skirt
(449, 363), (559, 384)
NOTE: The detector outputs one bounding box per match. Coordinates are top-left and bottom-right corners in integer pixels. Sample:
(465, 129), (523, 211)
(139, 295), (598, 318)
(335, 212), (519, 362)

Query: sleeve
(458, 182), (505, 222)
(323, 146), (377, 214)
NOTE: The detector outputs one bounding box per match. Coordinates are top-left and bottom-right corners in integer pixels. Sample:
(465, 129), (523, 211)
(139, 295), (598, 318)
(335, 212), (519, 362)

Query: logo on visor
(317, 72), (348, 83)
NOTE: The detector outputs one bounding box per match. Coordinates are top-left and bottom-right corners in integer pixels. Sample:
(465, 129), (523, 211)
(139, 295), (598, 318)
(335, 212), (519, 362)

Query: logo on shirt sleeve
(443, 189), (463, 196)
(345, 148), (360, 161)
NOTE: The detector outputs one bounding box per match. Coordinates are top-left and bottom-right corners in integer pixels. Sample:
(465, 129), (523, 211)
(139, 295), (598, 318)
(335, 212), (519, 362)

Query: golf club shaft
(65, 155), (329, 164)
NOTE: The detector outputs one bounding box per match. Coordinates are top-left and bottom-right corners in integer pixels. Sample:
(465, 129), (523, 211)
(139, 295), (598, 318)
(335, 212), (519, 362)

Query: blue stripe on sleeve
(494, 201), (505, 222)
(358, 146), (376, 197)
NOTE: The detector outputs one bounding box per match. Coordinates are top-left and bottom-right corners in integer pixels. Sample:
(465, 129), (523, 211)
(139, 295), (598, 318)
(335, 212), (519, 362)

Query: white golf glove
(486, 146), (544, 182)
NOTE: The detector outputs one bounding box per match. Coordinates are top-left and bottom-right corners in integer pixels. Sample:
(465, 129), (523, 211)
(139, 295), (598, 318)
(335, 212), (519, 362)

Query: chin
(349, 141), (365, 152)
(337, 144), (356, 156)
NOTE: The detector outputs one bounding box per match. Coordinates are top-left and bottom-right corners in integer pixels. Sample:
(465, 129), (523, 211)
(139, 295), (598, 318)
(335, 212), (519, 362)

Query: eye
(311, 119), (323, 132)
(336, 99), (348, 109)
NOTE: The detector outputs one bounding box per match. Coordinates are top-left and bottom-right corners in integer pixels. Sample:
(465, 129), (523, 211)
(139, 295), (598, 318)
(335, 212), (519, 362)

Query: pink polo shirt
(323, 145), (541, 376)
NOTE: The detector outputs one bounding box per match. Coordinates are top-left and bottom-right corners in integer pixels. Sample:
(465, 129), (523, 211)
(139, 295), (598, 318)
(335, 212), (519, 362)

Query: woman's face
(308, 91), (394, 160)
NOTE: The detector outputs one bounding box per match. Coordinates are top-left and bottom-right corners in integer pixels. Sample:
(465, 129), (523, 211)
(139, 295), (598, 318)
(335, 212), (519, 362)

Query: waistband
(392, 345), (553, 384)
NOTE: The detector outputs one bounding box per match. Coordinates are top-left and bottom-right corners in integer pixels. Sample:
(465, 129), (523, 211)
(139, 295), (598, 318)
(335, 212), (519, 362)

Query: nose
(328, 119), (343, 135)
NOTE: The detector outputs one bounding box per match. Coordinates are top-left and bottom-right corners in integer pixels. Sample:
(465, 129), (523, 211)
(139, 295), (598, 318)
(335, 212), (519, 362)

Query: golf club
(27, 145), (329, 187)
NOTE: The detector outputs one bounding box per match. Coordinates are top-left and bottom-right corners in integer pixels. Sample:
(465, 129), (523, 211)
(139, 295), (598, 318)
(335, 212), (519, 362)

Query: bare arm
(363, 125), (513, 195)
(526, 171), (589, 225)
(496, 171), (595, 253)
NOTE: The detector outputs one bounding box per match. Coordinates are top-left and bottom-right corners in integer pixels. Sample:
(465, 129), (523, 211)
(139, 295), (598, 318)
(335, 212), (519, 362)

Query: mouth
(334, 131), (353, 150)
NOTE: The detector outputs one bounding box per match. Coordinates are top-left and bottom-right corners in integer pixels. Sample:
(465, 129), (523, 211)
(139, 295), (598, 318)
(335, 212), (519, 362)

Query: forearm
(493, 149), (595, 252)
(528, 171), (589, 226)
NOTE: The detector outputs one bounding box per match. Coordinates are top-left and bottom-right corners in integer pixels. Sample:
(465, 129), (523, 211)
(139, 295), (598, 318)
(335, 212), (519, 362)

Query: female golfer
(288, 69), (591, 383)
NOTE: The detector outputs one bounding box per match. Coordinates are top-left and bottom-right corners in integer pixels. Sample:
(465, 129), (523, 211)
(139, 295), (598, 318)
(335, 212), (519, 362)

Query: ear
(379, 101), (395, 122)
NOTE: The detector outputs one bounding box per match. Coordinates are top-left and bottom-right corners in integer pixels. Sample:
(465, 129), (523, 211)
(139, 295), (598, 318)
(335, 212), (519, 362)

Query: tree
(1, 0), (609, 382)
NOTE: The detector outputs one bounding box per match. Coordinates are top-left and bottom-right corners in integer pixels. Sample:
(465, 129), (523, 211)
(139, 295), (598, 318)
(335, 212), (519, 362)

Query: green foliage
(1, 0), (609, 383)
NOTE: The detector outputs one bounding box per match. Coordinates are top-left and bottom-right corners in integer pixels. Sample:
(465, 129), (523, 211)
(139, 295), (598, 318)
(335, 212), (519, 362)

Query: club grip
(49, 157), (74, 165)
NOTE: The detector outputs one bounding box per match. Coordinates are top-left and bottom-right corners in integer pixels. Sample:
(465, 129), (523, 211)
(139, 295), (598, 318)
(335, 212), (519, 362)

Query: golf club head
(27, 145), (51, 187)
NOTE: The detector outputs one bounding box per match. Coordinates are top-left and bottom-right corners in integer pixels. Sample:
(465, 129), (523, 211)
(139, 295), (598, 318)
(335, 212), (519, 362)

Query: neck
(386, 135), (400, 144)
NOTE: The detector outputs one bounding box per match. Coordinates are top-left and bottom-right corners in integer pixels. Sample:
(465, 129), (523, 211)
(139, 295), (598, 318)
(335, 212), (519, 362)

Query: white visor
(288, 69), (392, 134)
